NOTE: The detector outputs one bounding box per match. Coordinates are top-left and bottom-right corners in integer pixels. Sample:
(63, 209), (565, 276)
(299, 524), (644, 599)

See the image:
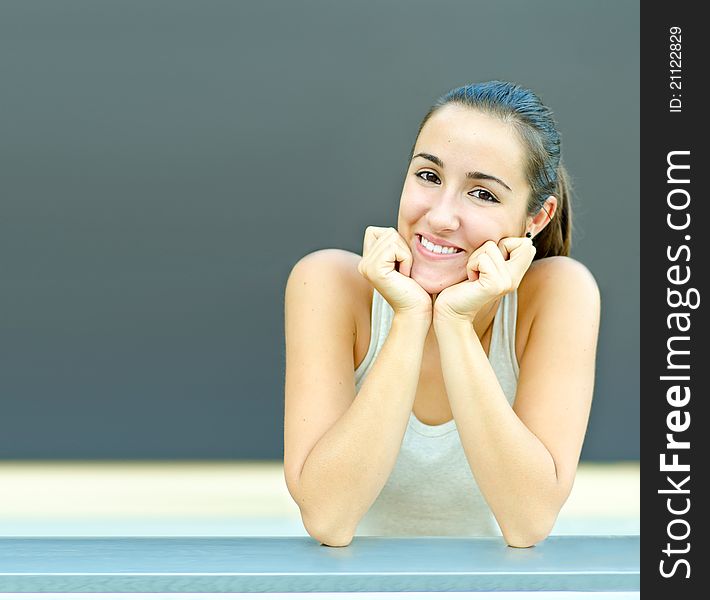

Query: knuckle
(357, 260), (368, 276)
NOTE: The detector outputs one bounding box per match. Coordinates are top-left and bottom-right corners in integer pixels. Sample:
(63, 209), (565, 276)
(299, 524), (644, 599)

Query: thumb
(497, 238), (511, 261)
(499, 236), (528, 256)
(394, 244), (413, 278)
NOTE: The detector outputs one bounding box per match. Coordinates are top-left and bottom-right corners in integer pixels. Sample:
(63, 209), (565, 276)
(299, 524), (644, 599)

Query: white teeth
(420, 235), (460, 254)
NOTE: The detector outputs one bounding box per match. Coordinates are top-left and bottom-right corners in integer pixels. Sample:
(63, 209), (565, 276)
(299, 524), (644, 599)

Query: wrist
(392, 311), (432, 334)
(433, 307), (479, 327)
(433, 317), (477, 341)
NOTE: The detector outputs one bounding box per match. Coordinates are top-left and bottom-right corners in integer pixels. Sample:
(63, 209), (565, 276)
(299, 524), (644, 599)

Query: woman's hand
(358, 226), (433, 321)
(433, 236), (536, 323)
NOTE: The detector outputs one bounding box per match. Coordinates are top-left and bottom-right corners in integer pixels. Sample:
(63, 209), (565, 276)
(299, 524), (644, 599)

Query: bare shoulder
(519, 255), (601, 320)
(513, 256), (600, 364)
(291, 248), (367, 291)
(291, 248), (361, 275)
(522, 255), (600, 296)
(288, 248), (371, 326)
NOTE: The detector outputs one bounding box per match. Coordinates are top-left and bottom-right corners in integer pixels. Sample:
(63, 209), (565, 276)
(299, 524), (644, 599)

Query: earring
(525, 232), (532, 238)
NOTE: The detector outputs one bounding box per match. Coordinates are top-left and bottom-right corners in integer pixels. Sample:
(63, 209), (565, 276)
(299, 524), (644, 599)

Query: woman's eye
(471, 189), (499, 203)
(415, 171), (499, 203)
(415, 170), (440, 184)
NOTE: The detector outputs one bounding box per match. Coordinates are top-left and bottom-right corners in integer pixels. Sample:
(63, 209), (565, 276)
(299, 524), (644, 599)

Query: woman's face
(397, 104), (532, 295)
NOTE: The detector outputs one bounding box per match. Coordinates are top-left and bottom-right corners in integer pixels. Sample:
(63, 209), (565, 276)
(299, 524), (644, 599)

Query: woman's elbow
(502, 516), (556, 548)
(504, 529), (549, 548)
(312, 528), (354, 547)
(303, 514), (355, 547)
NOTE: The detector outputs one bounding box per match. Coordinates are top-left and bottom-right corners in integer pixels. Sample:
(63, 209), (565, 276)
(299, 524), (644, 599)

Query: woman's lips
(415, 235), (466, 260)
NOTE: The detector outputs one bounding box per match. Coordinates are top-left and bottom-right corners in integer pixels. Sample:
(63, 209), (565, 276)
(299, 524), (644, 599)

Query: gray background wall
(0, 0), (639, 460)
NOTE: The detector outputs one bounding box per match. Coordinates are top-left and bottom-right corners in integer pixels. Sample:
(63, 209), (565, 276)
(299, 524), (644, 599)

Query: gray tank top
(353, 287), (520, 536)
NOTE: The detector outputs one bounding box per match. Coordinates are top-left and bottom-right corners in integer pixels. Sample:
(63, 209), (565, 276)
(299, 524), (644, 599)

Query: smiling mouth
(416, 234), (465, 257)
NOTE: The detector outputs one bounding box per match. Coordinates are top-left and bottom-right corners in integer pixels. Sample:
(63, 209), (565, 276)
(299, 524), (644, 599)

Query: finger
(394, 237), (414, 277)
(485, 242), (508, 274)
(469, 239), (499, 263)
(466, 252), (480, 281)
(366, 227), (399, 263)
(472, 240), (507, 278)
(362, 226), (386, 257)
(386, 229), (414, 277)
(467, 250), (495, 282)
(500, 236), (531, 256)
(373, 229), (412, 275)
(466, 240), (497, 281)
(501, 236), (536, 270)
(363, 228), (404, 276)
(374, 225), (397, 246)
(475, 253), (496, 280)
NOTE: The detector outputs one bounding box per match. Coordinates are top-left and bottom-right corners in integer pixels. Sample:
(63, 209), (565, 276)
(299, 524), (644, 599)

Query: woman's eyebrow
(412, 152), (513, 192)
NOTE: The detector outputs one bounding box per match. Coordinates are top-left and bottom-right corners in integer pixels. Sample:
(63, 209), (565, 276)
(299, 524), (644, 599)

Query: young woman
(283, 81), (600, 548)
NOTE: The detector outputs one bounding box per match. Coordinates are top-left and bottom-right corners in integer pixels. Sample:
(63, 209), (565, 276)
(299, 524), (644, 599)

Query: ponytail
(532, 162), (574, 260)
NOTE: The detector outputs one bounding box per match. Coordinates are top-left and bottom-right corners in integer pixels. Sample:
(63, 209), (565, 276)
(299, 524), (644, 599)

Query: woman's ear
(528, 195), (558, 237)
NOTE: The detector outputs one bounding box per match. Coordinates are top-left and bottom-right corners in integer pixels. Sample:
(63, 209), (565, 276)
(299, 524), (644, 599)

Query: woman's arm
(285, 251), (431, 547)
(293, 307), (430, 546)
(433, 256), (601, 547)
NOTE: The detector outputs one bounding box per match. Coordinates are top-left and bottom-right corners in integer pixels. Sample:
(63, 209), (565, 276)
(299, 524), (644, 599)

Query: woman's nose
(426, 193), (461, 229)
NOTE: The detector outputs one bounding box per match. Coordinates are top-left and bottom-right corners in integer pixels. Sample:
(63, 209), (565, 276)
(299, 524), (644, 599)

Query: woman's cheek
(403, 192), (430, 214)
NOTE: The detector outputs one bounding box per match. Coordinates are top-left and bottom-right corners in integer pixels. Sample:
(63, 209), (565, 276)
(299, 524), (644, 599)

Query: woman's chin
(414, 275), (467, 295)
(410, 260), (468, 294)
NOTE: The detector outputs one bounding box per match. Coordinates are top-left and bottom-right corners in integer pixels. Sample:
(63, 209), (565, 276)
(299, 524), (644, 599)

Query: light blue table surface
(0, 535), (639, 593)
